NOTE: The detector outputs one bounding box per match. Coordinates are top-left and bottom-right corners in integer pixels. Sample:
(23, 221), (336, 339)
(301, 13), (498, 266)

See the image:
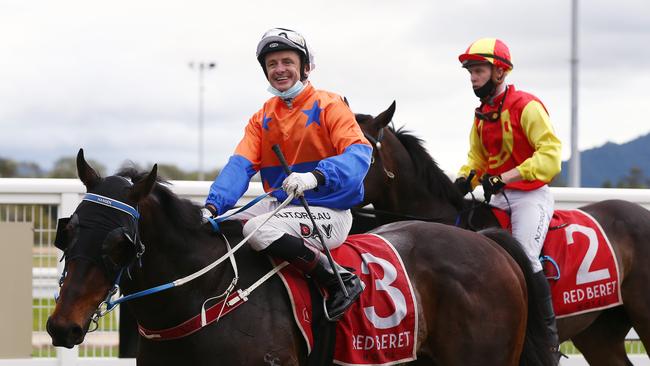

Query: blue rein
(65, 191), (274, 314)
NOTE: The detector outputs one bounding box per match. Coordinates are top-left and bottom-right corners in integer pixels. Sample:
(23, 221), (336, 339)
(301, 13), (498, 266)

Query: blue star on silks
(302, 101), (322, 127)
(262, 113), (272, 131)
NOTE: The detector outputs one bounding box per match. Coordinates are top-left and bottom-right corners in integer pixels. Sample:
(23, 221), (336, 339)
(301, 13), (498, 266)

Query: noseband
(363, 128), (395, 179)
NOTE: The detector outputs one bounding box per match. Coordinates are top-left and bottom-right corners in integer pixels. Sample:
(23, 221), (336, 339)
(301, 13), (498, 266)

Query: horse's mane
(391, 127), (464, 209)
(117, 167), (202, 232)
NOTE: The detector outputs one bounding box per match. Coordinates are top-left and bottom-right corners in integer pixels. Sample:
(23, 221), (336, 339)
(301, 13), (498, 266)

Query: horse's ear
(343, 96), (350, 107)
(374, 101), (396, 130)
(131, 164), (158, 202)
(76, 148), (101, 189)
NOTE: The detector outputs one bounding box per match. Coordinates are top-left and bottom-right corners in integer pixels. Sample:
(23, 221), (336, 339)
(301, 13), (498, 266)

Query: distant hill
(559, 132), (650, 187)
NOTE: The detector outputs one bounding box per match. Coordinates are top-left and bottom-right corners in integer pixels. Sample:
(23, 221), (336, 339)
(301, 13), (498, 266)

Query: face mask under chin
(268, 80), (305, 100)
(474, 78), (496, 99)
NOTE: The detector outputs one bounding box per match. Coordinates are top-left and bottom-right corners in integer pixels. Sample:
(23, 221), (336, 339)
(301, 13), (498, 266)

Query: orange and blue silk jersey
(206, 83), (372, 215)
(458, 84), (562, 191)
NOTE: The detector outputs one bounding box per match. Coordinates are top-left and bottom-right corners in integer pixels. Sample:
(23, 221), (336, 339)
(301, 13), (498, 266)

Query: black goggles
(475, 86), (509, 122)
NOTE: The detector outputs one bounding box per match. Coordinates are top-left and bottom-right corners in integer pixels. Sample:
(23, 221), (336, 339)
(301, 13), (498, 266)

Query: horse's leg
(571, 307), (632, 366)
(584, 200), (650, 359)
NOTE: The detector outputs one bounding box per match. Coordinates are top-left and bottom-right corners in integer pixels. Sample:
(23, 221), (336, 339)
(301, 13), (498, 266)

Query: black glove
(454, 177), (472, 196)
(481, 174), (506, 203)
(453, 170), (476, 196)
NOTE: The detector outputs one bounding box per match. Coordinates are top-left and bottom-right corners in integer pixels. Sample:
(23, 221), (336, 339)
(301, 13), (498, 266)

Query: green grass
(561, 340), (646, 354)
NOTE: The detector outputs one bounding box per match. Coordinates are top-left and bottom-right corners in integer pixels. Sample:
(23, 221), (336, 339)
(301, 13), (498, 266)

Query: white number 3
(361, 253), (407, 329)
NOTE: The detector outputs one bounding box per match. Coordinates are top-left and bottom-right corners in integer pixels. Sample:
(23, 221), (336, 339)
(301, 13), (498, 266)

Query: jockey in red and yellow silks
(457, 84), (562, 191)
(203, 28), (370, 321)
(454, 38), (562, 363)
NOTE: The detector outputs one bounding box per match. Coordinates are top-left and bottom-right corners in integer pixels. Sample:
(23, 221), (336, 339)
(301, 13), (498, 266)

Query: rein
(352, 206), (453, 223)
(363, 128), (395, 179)
(57, 191), (295, 332)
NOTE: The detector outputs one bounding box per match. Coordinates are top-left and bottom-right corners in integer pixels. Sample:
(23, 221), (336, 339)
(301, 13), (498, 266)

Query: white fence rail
(1, 178), (648, 365)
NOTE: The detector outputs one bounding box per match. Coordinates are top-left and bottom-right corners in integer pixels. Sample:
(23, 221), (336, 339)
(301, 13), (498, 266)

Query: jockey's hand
(481, 174), (506, 203)
(200, 205), (216, 224)
(282, 172), (318, 197)
(454, 177), (472, 196)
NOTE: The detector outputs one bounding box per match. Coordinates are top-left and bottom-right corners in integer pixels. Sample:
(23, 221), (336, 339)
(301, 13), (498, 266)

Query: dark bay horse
(356, 102), (650, 366)
(47, 149), (554, 365)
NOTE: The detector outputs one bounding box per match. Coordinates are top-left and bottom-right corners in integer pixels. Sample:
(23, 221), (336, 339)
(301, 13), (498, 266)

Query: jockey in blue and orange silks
(202, 28), (372, 320)
(454, 38), (563, 362)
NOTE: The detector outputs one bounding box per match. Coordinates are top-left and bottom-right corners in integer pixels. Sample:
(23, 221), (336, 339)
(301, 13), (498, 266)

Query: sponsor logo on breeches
(300, 223), (333, 239)
(274, 211), (332, 220)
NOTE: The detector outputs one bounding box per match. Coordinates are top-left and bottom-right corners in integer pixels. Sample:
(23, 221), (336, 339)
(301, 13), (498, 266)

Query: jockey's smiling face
(264, 50), (303, 92)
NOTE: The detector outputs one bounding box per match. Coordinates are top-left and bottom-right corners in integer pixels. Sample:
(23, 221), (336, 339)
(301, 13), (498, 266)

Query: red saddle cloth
(492, 208), (623, 317)
(276, 233), (418, 365)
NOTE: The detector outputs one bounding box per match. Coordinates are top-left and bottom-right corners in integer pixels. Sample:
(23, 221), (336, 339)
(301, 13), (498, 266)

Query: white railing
(0, 178), (648, 365)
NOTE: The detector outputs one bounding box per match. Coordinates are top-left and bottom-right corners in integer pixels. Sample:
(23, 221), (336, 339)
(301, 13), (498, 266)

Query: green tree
(611, 167), (649, 188)
(17, 162), (44, 177)
(0, 157), (17, 177)
(49, 157), (107, 178)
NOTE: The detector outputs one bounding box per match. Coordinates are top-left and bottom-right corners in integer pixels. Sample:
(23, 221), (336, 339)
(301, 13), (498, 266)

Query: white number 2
(361, 253), (407, 329)
(565, 224), (610, 285)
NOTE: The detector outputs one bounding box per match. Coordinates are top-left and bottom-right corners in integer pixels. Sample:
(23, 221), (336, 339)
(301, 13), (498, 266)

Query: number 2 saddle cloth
(492, 208), (623, 317)
(276, 233), (418, 366)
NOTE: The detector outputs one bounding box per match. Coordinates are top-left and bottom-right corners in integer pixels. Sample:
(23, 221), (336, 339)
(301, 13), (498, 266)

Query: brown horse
(356, 102), (650, 366)
(47, 149), (554, 365)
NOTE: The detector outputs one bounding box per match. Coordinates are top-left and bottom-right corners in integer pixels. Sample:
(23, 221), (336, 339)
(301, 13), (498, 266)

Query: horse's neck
(124, 210), (244, 328)
(460, 199), (501, 230)
(377, 176), (459, 224)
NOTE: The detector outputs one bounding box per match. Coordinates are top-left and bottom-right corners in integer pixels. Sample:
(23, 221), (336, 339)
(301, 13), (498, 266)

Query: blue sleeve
(205, 155), (257, 215)
(315, 144), (372, 191)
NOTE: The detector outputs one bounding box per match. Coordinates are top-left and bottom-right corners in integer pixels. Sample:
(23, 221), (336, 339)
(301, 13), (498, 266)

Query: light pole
(189, 61), (216, 181)
(569, 0), (580, 187)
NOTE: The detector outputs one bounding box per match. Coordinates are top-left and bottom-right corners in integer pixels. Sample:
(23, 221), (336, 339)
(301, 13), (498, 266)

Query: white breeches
(490, 185), (554, 273)
(226, 200), (352, 252)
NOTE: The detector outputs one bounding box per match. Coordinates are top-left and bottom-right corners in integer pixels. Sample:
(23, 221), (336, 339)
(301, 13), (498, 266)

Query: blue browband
(82, 193), (140, 219)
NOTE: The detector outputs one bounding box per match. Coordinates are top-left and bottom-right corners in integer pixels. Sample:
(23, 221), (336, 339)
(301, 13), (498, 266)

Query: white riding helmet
(256, 27), (315, 80)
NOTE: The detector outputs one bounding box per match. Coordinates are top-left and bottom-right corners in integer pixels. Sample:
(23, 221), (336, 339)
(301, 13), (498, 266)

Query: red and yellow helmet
(458, 38), (513, 72)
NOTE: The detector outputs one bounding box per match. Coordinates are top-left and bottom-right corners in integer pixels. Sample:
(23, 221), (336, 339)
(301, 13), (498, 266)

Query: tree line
(2, 155), (647, 187)
(0, 156), (223, 181)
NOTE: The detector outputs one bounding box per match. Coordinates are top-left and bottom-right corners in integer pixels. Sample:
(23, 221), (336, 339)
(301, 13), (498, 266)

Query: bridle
(53, 189), (295, 335)
(54, 193), (145, 331)
(362, 127), (395, 179)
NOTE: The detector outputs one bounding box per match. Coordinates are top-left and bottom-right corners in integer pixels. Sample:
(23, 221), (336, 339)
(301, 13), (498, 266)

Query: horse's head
(356, 102), (464, 221)
(355, 101), (407, 206)
(47, 149), (157, 348)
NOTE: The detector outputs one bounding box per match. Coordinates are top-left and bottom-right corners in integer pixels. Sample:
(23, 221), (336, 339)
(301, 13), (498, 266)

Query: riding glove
(453, 177), (472, 196)
(200, 206), (216, 224)
(481, 174), (506, 203)
(282, 172), (319, 197)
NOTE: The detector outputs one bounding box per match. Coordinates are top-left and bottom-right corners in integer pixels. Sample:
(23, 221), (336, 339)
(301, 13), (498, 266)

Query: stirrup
(322, 297), (343, 322)
(322, 280), (365, 322)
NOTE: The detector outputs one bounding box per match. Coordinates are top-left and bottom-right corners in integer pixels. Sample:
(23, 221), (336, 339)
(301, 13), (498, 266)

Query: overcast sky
(2, 0), (649, 178)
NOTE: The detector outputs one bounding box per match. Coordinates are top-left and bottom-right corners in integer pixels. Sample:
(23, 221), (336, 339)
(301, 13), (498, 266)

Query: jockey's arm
(512, 100), (562, 184)
(458, 121), (487, 189)
(313, 102), (372, 191)
(205, 114), (262, 215)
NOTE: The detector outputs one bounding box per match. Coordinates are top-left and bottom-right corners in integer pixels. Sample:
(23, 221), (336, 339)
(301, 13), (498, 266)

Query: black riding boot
(532, 271), (561, 365)
(263, 234), (365, 321)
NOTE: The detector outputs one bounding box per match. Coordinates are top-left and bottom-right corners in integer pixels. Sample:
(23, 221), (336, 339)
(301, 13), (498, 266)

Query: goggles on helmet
(256, 28), (309, 63)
